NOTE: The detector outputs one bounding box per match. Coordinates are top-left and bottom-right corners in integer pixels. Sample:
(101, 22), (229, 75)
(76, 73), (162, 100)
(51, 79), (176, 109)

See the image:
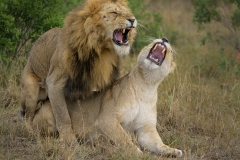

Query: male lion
(32, 39), (183, 157)
(21, 0), (137, 142)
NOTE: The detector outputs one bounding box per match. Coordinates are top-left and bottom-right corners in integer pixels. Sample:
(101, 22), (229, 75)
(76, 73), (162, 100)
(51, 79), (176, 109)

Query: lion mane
(62, 0), (136, 99)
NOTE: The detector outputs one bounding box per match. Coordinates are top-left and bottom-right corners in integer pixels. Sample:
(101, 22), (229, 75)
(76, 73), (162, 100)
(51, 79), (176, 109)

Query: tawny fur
(21, 0), (137, 142)
(33, 39), (183, 157)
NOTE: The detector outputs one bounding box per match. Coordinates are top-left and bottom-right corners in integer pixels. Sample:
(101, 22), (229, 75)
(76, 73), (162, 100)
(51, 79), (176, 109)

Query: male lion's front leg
(95, 116), (142, 155)
(46, 72), (77, 144)
(137, 125), (183, 158)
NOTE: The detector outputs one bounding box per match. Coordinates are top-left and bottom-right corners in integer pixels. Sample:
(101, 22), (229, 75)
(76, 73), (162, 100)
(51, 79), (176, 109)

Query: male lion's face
(101, 2), (137, 56)
(138, 38), (176, 77)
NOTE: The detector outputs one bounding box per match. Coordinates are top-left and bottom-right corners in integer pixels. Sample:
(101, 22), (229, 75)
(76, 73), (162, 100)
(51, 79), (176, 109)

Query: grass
(1, 0), (240, 159)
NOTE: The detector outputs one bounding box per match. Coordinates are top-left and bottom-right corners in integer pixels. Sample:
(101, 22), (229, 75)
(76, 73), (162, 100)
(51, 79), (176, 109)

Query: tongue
(152, 44), (164, 61)
(115, 30), (123, 41)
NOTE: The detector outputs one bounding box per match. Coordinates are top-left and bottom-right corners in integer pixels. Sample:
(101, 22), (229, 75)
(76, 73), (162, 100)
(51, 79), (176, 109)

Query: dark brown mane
(64, 48), (119, 100)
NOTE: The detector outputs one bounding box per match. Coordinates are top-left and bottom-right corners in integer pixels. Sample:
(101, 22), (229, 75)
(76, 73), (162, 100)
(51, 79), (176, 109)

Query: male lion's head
(63, 0), (137, 59)
(100, 1), (137, 55)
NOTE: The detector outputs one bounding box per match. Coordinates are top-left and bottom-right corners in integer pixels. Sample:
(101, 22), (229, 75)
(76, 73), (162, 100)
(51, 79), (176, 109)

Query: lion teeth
(153, 44), (158, 51)
(123, 29), (125, 34)
(150, 55), (158, 62)
(162, 48), (166, 53)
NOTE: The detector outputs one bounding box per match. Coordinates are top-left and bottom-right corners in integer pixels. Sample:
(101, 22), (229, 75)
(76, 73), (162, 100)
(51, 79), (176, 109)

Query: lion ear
(111, 0), (128, 3)
(111, 0), (129, 7)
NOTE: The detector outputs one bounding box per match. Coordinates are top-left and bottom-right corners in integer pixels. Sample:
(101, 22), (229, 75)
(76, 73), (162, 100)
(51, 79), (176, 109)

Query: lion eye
(111, 12), (118, 14)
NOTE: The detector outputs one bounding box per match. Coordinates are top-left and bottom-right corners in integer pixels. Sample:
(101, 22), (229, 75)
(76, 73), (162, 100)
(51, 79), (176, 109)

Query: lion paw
(136, 148), (143, 156)
(174, 149), (183, 158)
(59, 133), (78, 146)
(160, 147), (183, 158)
(24, 120), (34, 134)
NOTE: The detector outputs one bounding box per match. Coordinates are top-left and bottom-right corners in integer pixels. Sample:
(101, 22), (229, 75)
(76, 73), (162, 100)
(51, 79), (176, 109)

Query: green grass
(1, 0), (240, 159)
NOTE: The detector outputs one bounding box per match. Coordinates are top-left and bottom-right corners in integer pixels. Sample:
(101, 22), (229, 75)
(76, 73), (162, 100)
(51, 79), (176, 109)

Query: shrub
(0, 0), (65, 67)
(193, 0), (240, 52)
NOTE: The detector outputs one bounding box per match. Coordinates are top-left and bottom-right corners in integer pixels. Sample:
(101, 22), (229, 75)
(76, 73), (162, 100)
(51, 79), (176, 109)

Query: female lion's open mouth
(112, 28), (132, 46)
(147, 42), (167, 65)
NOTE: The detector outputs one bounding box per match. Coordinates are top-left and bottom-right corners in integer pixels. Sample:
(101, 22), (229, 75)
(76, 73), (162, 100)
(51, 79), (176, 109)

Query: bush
(0, 0), (66, 67)
(193, 0), (240, 52)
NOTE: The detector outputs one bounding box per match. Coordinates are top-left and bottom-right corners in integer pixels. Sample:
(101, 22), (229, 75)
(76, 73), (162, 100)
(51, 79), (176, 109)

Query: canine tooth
(153, 44), (158, 51)
(162, 48), (166, 53)
(123, 29), (125, 34)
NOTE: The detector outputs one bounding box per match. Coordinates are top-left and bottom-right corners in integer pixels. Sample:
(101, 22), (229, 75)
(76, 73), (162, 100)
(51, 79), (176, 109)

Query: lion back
(29, 28), (61, 79)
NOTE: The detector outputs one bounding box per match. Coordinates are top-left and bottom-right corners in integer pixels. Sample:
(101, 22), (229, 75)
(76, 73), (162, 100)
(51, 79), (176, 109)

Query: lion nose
(127, 18), (135, 26)
(162, 37), (169, 43)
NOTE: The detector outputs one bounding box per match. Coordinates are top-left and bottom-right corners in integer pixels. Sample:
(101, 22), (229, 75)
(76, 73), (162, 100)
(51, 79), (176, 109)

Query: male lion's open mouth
(147, 42), (167, 65)
(112, 28), (132, 46)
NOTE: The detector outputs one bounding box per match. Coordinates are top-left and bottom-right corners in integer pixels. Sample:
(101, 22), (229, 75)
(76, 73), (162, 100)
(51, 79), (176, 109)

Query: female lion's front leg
(95, 116), (142, 155)
(137, 125), (182, 158)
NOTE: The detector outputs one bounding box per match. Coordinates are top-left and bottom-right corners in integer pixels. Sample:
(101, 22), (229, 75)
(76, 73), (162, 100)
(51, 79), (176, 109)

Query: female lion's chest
(119, 95), (157, 131)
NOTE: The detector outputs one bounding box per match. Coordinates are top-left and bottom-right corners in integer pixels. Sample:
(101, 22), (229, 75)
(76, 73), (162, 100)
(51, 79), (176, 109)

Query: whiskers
(136, 22), (147, 32)
(135, 22), (166, 43)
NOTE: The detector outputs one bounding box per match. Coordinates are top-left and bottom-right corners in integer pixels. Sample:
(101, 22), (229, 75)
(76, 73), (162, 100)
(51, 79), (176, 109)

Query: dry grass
(1, 0), (240, 159)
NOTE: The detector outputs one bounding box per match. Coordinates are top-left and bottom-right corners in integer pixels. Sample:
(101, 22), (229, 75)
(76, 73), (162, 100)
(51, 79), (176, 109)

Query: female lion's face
(138, 38), (176, 77)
